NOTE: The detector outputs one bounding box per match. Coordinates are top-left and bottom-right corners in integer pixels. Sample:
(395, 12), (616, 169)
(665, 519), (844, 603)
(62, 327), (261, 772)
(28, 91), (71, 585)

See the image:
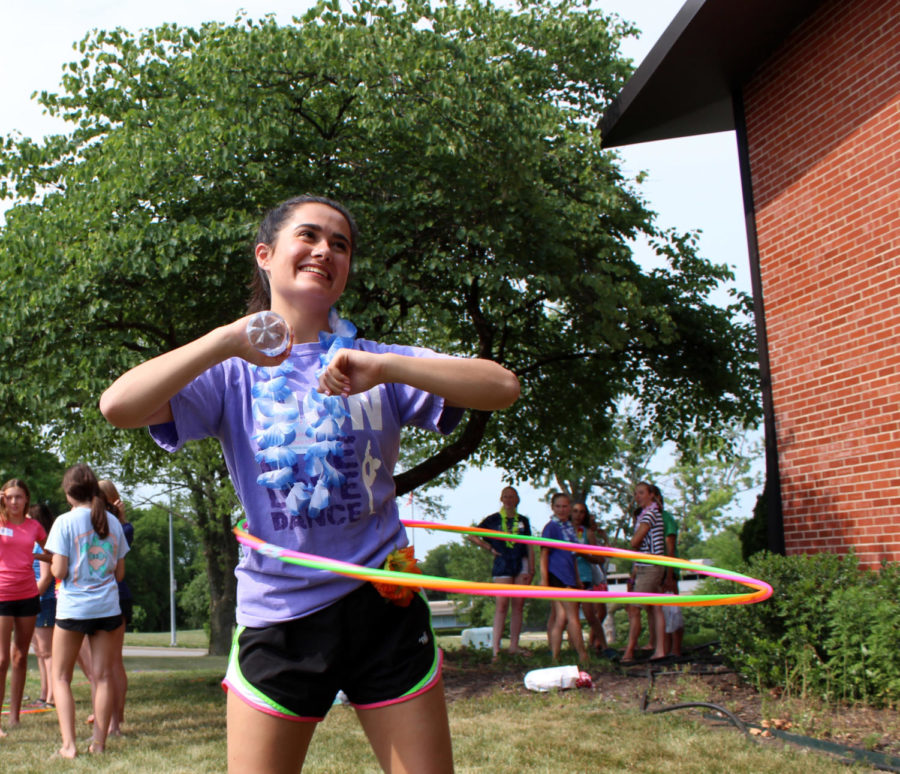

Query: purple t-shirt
(541, 517), (577, 588)
(150, 338), (462, 627)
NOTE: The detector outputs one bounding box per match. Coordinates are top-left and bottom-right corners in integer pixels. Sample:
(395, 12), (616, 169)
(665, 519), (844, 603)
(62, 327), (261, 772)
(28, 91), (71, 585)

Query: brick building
(601, 0), (900, 566)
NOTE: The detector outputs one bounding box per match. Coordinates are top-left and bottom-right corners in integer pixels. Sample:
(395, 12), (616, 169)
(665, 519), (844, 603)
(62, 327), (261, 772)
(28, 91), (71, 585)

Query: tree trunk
(207, 563), (238, 656)
(203, 517), (239, 656)
(177, 442), (240, 656)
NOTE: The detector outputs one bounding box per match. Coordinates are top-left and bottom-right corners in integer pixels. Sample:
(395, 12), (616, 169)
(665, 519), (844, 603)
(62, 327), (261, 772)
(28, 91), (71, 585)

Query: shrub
(739, 483), (769, 561)
(824, 562), (900, 706)
(179, 571), (211, 630)
(132, 603), (148, 633)
(702, 550), (900, 704)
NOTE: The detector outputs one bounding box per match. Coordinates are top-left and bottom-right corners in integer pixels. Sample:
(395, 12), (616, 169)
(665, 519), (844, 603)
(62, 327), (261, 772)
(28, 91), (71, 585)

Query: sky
(0, 1), (757, 556)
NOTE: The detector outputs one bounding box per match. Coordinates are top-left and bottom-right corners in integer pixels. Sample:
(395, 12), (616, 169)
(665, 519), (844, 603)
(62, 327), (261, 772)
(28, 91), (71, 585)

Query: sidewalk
(122, 646), (209, 657)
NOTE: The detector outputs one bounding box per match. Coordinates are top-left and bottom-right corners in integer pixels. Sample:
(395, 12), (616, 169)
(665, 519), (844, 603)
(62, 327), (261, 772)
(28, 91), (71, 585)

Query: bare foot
(88, 742), (105, 754)
(86, 714), (95, 724)
(57, 745), (78, 759)
(0, 727), (7, 738)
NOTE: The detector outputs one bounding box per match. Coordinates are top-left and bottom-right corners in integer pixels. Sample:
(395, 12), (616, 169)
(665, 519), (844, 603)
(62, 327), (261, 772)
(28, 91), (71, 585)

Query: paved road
(122, 646), (209, 657)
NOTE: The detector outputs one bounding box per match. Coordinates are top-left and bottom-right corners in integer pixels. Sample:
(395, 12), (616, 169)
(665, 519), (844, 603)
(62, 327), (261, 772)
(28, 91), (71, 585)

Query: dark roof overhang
(600, 0), (827, 148)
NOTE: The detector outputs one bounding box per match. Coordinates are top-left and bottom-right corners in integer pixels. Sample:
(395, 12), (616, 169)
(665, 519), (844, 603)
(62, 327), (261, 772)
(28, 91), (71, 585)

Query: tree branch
(394, 410), (492, 496)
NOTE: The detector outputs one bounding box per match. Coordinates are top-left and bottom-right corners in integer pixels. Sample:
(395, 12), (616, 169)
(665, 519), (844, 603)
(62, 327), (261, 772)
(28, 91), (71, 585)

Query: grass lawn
(0, 638), (860, 773)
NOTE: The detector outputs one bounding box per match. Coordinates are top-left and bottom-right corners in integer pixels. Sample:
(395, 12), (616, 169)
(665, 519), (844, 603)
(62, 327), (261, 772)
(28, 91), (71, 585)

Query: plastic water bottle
(524, 665), (592, 692)
(246, 311), (291, 356)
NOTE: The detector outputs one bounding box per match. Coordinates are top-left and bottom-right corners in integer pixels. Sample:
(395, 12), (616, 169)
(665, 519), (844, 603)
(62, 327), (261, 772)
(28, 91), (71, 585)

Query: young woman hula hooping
(100, 195), (520, 774)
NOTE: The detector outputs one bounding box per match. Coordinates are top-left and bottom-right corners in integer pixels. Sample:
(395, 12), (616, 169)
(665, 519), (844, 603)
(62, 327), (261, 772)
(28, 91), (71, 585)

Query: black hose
(634, 663), (900, 772)
(645, 701), (749, 735)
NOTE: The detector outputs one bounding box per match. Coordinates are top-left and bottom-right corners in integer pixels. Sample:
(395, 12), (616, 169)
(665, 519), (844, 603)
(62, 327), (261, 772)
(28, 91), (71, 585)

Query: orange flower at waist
(371, 546), (422, 607)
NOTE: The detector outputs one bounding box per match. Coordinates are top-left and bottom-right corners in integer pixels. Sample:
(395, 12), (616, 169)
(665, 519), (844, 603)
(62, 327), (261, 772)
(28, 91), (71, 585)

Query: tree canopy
(0, 0), (760, 649)
(0, 426), (68, 513)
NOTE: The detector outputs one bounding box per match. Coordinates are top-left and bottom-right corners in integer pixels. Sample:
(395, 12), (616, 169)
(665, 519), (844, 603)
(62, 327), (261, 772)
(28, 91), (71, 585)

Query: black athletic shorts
(55, 614), (123, 635)
(547, 571), (578, 590)
(223, 582), (441, 721)
(0, 595), (41, 617)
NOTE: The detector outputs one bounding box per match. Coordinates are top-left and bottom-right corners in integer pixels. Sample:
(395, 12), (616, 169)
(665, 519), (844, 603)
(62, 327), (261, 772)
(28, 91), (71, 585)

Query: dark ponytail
(91, 495), (110, 539)
(62, 464), (110, 539)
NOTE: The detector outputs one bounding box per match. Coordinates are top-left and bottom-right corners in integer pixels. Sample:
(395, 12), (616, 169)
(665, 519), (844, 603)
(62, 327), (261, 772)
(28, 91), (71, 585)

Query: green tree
(687, 521), (743, 569)
(555, 411), (760, 570)
(661, 428), (762, 557)
(0, 427), (68, 514)
(558, 409), (663, 541)
(420, 539), (493, 625)
(125, 503), (201, 631)
(0, 0), (759, 652)
(179, 570), (211, 631)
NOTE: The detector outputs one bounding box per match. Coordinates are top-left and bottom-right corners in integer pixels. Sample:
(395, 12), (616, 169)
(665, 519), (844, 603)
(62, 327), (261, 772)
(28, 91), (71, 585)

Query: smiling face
(2, 486), (28, 522)
(255, 202), (353, 320)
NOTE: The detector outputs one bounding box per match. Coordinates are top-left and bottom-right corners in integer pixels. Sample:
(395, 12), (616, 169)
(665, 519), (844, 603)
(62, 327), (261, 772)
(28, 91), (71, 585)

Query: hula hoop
(233, 519), (772, 606)
(2, 706), (54, 716)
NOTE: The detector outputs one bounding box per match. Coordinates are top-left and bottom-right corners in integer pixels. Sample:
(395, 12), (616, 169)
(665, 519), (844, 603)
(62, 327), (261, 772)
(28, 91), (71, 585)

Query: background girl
(0, 478), (46, 734)
(28, 503), (57, 708)
(539, 492), (588, 664)
(80, 479), (134, 733)
(467, 486), (535, 661)
(571, 502), (610, 656)
(99, 194), (519, 774)
(46, 464), (128, 758)
(622, 481), (667, 665)
(98, 479), (133, 736)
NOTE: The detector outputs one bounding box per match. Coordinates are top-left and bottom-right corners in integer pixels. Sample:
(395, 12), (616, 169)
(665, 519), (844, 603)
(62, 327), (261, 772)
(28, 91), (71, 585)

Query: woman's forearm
(51, 554), (68, 581)
(100, 316), (290, 428)
(100, 326), (237, 428)
(379, 354), (520, 411)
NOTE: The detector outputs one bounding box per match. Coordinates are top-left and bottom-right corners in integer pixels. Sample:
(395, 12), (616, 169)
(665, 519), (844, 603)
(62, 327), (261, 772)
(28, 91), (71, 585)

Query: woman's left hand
(319, 349), (520, 410)
(662, 572), (677, 593)
(317, 349), (385, 397)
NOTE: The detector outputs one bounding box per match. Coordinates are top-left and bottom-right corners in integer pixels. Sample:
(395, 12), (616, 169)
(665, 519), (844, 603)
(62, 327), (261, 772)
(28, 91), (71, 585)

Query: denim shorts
(492, 553), (526, 579)
(36, 596), (56, 628)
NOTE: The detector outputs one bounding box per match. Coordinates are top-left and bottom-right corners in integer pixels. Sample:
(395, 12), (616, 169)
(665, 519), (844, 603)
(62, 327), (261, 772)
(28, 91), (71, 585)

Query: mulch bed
(441, 647), (900, 761)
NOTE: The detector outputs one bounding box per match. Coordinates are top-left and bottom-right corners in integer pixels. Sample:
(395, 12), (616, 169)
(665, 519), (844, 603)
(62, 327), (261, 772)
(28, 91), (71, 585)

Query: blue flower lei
(249, 308), (358, 519)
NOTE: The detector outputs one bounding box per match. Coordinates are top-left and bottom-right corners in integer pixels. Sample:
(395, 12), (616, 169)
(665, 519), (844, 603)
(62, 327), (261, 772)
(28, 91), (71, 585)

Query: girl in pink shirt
(0, 478), (47, 734)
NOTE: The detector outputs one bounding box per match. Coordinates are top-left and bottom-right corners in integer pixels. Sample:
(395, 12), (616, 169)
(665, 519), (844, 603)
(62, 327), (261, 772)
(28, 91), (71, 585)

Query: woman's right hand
(227, 314), (295, 368)
(100, 314), (293, 429)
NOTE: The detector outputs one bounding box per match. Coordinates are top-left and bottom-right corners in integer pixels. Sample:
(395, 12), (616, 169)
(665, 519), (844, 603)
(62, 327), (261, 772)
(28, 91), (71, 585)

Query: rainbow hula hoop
(233, 519), (772, 607)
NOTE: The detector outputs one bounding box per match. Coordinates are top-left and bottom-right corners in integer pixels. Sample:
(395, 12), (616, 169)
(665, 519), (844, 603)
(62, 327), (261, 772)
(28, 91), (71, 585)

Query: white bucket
(460, 626), (493, 650)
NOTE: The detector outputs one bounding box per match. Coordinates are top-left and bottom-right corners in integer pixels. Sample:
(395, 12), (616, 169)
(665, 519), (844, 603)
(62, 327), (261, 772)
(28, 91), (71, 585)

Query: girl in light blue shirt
(46, 464), (128, 759)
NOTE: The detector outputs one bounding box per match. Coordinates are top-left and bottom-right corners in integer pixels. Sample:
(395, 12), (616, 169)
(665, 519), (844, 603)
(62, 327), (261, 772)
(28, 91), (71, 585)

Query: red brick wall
(743, 0), (900, 567)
